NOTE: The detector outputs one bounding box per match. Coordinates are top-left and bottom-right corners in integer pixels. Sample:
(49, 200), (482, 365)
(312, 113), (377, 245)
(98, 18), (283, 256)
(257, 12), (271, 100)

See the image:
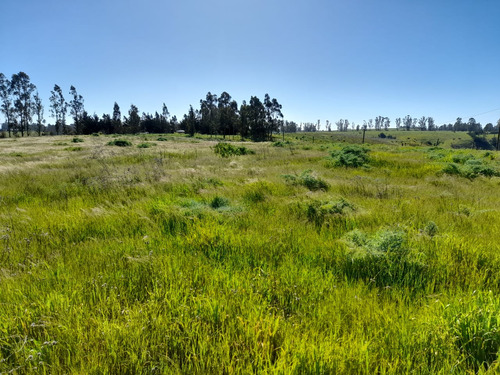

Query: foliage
(330, 145), (370, 167)
(282, 170), (329, 191)
(442, 159), (499, 179)
(72, 137), (84, 143)
(107, 139), (132, 147)
(137, 142), (156, 148)
(213, 142), (254, 157)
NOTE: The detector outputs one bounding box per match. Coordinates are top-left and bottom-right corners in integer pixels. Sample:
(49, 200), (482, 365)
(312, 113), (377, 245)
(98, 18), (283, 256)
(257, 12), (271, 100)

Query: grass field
(1, 131), (500, 374)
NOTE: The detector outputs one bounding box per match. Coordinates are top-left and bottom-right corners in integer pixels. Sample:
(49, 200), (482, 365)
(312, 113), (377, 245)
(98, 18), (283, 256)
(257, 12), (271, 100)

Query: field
(1, 131), (500, 374)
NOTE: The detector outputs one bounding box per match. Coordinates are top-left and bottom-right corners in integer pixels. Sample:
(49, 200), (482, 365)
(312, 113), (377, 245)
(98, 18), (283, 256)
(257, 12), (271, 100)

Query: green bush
(330, 145), (370, 167)
(305, 198), (355, 227)
(107, 139), (132, 147)
(282, 170), (329, 191)
(157, 137), (168, 141)
(210, 196), (230, 209)
(72, 137), (84, 143)
(137, 142), (156, 148)
(214, 142), (254, 157)
(442, 159), (499, 179)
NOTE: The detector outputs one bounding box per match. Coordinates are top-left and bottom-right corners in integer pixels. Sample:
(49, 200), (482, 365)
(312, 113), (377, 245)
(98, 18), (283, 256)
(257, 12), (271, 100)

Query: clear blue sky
(2, 0), (500, 127)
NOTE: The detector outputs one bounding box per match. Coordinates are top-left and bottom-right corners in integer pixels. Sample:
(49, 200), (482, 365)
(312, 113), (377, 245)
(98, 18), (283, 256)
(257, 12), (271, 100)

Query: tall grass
(0, 133), (499, 373)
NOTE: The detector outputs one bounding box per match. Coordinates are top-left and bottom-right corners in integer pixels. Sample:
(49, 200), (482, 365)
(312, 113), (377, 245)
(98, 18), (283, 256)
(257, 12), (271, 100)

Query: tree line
(0, 72), (285, 141)
(1, 72), (500, 140)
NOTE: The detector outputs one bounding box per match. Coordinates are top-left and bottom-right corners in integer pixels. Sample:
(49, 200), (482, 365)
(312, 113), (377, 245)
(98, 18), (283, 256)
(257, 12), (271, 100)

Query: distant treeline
(1, 72), (499, 140)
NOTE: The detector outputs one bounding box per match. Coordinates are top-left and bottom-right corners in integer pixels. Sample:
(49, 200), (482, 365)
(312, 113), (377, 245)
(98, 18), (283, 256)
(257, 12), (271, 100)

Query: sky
(2, 0), (500, 127)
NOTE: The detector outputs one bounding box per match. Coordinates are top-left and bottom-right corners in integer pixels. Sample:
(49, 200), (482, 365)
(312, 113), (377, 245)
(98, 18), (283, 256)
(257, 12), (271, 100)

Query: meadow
(0, 131), (499, 374)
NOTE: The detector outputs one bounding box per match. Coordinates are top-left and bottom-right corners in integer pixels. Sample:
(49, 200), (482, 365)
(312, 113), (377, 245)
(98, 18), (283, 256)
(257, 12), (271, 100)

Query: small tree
(49, 84), (67, 135)
(33, 91), (45, 136)
(69, 85), (85, 134)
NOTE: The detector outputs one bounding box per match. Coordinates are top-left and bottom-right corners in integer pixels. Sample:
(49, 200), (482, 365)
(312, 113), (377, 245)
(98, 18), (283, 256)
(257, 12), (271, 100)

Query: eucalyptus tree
(264, 94), (283, 140)
(69, 85), (85, 134)
(218, 91), (238, 138)
(49, 84), (67, 135)
(33, 91), (45, 136)
(11, 72), (36, 136)
(112, 102), (122, 133)
(200, 92), (218, 136)
(0, 73), (15, 137)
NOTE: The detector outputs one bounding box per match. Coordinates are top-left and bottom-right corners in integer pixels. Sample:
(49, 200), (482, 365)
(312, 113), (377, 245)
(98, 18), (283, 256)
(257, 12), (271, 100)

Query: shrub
(137, 142), (156, 148)
(424, 221), (439, 237)
(214, 142), (254, 157)
(305, 198), (355, 227)
(330, 145), (370, 168)
(72, 137), (84, 143)
(442, 160), (499, 179)
(157, 137), (168, 141)
(282, 170), (329, 191)
(273, 140), (293, 147)
(108, 139), (132, 147)
(210, 196), (230, 209)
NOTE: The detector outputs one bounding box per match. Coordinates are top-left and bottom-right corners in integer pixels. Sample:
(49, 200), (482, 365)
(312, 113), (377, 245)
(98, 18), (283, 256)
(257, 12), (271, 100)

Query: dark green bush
(214, 142), (254, 157)
(282, 170), (329, 191)
(108, 139), (132, 147)
(137, 142), (156, 148)
(72, 137), (84, 143)
(210, 196), (230, 209)
(330, 146), (370, 167)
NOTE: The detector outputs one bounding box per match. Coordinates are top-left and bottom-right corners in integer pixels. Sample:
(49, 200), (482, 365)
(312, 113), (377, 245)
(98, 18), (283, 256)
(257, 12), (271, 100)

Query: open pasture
(1, 132), (500, 374)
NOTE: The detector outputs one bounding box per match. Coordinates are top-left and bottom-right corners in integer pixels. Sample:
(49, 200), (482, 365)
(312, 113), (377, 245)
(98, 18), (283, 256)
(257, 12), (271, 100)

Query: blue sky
(2, 0), (500, 127)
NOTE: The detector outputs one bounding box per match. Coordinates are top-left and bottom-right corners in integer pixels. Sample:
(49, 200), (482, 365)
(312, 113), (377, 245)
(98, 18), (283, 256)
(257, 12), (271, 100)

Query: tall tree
(264, 94), (283, 140)
(112, 102), (122, 133)
(403, 115), (412, 131)
(418, 116), (427, 131)
(249, 96), (266, 141)
(49, 85), (67, 135)
(395, 117), (401, 131)
(427, 117), (435, 131)
(218, 91), (238, 138)
(200, 92), (218, 136)
(11, 72), (36, 136)
(0, 73), (15, 137)
(33, 91), (45, 136)
(69, 85), (85, 134)
(124, 104), (140, 133)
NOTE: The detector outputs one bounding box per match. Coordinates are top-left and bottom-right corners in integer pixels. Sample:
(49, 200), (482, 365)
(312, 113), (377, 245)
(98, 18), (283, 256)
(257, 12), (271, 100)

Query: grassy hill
(0, 132), (499, 374)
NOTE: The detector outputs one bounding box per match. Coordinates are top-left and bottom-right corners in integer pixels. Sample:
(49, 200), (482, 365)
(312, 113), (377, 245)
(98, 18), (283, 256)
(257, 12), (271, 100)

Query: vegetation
(2, 133), (499, 373)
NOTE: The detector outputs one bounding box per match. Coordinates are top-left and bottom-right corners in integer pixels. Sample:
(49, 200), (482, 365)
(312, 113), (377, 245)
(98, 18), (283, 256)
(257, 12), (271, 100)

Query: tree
(403, 115), (412, 131)
(112, 102), (122, 133)
(69, 86), (85, 134)
(33, 91), (45, 136)
(384, 117), (390, 131)
(49, 84), (67, 135)
(218, 92), (238, 138)
(248, 96), (266, 141)
(427, 117), (435, 131)
(124, 104), (140, 133)
(0, 73), (15, 137)
(395, 117), (401, 131)
(418, 116), (427, 131)
(239, 100), (250, 138)
(264, 94), (283, 140)
(186, 105), (197, 136)
(200, 92), (218, 136)
(161, 103), (170, 132)
(11, 72), (36, 136)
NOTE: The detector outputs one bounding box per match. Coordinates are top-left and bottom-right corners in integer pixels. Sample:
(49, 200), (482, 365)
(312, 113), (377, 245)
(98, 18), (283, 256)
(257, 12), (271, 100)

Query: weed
(330, 145), (370, 167)
(282, 170), (329, 191)
(213, 142), (254, 157)
(108, 139), (132, 147)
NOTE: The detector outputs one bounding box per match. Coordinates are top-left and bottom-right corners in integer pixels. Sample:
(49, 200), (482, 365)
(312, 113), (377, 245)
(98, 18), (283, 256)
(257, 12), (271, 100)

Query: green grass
(0, 132), (499, 374)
